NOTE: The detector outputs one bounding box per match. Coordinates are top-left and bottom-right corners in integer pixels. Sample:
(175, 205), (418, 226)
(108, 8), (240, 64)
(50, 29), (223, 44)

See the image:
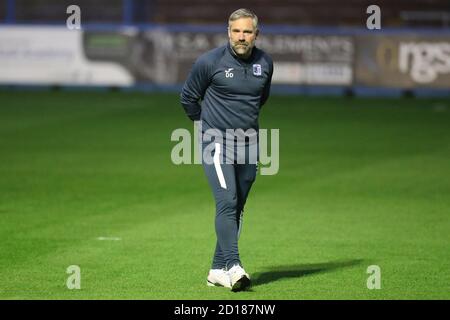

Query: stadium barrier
(0, 25), (449, 95)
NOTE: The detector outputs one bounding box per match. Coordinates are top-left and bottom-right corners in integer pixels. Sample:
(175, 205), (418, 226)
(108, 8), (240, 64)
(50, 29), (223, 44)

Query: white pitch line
(96, 236), (122, 241)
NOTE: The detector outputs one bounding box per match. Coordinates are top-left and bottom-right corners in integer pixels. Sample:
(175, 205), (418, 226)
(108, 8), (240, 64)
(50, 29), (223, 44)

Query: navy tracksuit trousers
(201, 139), (257, 270)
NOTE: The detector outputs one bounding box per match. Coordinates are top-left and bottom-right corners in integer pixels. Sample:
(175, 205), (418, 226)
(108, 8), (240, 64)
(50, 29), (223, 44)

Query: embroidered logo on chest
(225, 68), (234, 78)
(253, 64), (262, 76)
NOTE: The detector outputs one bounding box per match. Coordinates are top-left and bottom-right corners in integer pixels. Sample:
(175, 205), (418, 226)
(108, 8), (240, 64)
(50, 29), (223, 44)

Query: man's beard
(232, 42), (252, 57)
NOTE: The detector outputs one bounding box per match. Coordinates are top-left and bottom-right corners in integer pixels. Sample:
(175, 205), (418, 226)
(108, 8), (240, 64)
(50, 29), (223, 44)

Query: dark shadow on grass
(251, 259), (365, 288)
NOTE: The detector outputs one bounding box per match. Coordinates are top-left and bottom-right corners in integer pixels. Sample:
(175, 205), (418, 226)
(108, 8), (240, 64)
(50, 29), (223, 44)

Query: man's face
(228, 17), (258, 58)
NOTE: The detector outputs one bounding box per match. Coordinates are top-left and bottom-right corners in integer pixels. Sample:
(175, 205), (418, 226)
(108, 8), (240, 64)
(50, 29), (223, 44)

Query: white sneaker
(206, 269), (231, 288)
(228, 264), (251, 292)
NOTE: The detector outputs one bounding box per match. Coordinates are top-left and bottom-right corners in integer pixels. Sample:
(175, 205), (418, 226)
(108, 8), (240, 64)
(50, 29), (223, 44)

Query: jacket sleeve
(180, 56), (212, 121)
(260, 58), (274, 107)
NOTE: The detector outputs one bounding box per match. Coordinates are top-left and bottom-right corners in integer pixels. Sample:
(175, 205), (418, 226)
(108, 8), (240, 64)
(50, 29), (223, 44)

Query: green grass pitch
(0, 90), (449, 299)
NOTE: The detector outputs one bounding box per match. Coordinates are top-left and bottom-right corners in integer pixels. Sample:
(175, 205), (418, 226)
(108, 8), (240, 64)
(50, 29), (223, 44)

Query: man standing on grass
(180, 8), (273, 291)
